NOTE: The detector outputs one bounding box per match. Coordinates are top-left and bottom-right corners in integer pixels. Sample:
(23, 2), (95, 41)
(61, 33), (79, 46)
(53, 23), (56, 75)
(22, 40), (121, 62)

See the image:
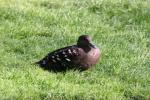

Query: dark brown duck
(36, 35), (100, 72)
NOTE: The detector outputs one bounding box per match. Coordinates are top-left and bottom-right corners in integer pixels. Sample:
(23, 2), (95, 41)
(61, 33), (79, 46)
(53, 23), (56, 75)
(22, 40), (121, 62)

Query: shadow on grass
(34, 61), (83, 73)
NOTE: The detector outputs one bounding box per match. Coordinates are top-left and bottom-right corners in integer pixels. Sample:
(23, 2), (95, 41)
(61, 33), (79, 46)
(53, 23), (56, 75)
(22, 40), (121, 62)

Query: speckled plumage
(36, 35), (100, 72)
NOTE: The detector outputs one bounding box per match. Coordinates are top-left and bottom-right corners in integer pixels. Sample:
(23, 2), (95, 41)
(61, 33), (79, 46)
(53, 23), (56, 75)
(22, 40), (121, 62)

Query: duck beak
(89, 43), (96, 48)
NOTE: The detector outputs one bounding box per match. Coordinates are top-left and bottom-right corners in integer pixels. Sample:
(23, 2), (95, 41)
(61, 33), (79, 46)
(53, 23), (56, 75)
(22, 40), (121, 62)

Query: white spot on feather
(52, 59), (56, 62)
(52, 56), (55, 58)
(64, 55), (68, 57)
(42, 60), (46, 64)
(72, 49), (76, 54)
(56, 57), (61, 61)
(65, 58), (71, 62)
(62, 51), (66, 54)
(68, 49), (72, 54)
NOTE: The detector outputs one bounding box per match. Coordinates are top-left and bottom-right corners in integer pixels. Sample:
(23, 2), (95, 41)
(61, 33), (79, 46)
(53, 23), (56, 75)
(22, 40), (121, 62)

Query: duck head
(77, 35), (96, 50)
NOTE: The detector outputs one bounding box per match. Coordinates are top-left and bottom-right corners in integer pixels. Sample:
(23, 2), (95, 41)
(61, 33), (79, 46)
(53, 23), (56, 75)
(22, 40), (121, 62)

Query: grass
(0, 0), (150, 99)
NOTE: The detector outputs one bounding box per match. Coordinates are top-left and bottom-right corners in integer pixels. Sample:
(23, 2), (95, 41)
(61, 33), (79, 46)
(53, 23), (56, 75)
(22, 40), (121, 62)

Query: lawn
(0, 0), (150, 99)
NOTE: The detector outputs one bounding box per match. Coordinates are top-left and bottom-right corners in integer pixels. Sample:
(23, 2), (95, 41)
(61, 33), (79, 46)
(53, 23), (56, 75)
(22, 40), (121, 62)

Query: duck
(35, 35), (100, 72)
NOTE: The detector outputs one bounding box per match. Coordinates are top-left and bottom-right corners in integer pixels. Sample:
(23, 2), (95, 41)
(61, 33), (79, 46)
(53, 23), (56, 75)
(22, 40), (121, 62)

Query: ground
(0, 0), (150, 99)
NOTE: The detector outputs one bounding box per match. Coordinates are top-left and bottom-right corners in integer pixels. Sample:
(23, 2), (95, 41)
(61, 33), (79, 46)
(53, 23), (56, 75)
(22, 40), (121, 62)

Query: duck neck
(77, 44), (91, 53)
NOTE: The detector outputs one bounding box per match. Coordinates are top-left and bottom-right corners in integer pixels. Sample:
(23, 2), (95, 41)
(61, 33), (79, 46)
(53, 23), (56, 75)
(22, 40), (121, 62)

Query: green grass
(0, 0), (150, 99)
